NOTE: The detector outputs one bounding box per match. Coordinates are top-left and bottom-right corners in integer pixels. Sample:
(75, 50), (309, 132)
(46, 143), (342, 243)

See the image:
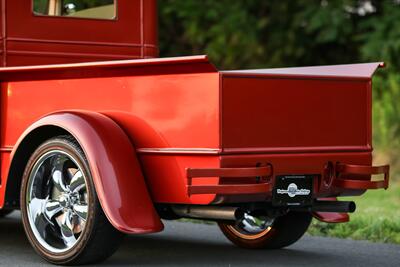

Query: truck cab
(0, 0), (157, 66)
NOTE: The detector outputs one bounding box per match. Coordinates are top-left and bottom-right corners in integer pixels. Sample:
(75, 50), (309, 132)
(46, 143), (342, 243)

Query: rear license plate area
(272, 175), (313, 206)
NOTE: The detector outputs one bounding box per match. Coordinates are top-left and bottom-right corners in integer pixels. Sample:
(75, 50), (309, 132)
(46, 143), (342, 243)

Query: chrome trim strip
(221, 145), (372, 155)
(136, 145), (371, 156)
(0, 146), (13, 153)
(136, 148), (221, 155)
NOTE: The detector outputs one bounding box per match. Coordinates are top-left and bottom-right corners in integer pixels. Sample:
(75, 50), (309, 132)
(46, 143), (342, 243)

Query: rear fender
(8, 111), (163, 234)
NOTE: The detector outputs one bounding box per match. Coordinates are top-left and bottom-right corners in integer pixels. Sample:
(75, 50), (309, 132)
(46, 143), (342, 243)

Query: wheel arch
(5, 125), (69, 207)
(5, 111), (163, 234)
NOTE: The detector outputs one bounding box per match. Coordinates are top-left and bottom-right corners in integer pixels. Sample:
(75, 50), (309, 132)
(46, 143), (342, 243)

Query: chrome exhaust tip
(171, 205), (244, 221)
(311, 201), (356, 213)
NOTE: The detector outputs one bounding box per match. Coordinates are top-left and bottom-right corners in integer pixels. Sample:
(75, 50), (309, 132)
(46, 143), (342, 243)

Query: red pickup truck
(0, 0), (390, 265)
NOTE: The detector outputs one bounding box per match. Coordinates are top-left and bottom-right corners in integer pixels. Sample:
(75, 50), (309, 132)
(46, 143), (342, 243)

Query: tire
(0, 209), (14, 218)
(218, 211), (312, 249)
(20, 136), (124, 265)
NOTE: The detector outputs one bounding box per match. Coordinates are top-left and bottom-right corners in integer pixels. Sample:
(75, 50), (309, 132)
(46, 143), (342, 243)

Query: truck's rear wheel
(21, 136), (123, 265)
(218, 211), (312, 249)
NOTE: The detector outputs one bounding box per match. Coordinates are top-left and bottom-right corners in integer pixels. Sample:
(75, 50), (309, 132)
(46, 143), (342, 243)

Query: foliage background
(159, 0), (400, 243)
(159, 0), (400, 175)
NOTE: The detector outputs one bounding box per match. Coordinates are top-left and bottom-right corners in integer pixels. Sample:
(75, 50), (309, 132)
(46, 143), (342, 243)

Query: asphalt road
(0, 212), (399, 267)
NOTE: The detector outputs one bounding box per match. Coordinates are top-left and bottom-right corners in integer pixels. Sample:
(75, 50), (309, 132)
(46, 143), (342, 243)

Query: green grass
(308, 181), (400, 244)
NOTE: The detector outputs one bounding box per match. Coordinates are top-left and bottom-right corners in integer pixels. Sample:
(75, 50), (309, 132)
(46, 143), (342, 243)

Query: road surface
(0, 212), (399, 266)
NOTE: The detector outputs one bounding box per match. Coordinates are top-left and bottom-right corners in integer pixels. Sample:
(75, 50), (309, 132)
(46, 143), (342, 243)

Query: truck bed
(0, 56), (386, 206)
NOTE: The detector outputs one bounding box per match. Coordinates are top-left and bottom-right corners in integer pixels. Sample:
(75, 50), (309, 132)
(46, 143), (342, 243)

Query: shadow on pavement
(107, 234), (332, 267)
(0, 212), (383, 267)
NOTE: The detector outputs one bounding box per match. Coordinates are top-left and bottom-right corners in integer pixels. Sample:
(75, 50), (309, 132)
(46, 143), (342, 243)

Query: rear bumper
(186, 162), (389, 197)
(334, 163), (389, 189)
(187, 166), (273, 195)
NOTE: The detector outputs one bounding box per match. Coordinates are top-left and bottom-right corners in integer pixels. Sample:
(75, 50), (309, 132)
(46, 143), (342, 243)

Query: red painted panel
(139, 154), (220, 204)
(222, 77), (371, 152)
(3, 0), (158, 66)
(7, 0), (140, 42)
(0, 1), (3, 66)
(1, 73), (219, 148)
(0, 58), (220, 205)
(143, 0), (158, 55)
(6, 39), (144, 66)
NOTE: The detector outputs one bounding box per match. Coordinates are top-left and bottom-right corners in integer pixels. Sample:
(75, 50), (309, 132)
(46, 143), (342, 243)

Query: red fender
(11, 111), (163, 234)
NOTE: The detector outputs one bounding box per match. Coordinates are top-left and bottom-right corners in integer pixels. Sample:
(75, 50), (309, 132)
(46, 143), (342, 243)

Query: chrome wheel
(219, 211), (312, 249)
(227, 212), (275, 240)
(21, 136), (123, 265)
(26, 150), (89, 253)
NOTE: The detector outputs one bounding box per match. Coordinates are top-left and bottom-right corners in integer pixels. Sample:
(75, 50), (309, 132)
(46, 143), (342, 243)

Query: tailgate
(220, 63), (383, 153)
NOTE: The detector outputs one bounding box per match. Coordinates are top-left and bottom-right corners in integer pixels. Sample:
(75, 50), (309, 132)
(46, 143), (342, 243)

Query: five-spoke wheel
(21, 136), (123, 265)
(25, 150), (89, 252)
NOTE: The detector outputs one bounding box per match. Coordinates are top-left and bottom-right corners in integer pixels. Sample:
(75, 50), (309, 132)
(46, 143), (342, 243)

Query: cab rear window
(33, 0), (117, 20)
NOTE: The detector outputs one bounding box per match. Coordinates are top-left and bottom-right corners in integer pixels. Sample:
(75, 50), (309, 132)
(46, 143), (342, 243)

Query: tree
(159, 0), (400, 152)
